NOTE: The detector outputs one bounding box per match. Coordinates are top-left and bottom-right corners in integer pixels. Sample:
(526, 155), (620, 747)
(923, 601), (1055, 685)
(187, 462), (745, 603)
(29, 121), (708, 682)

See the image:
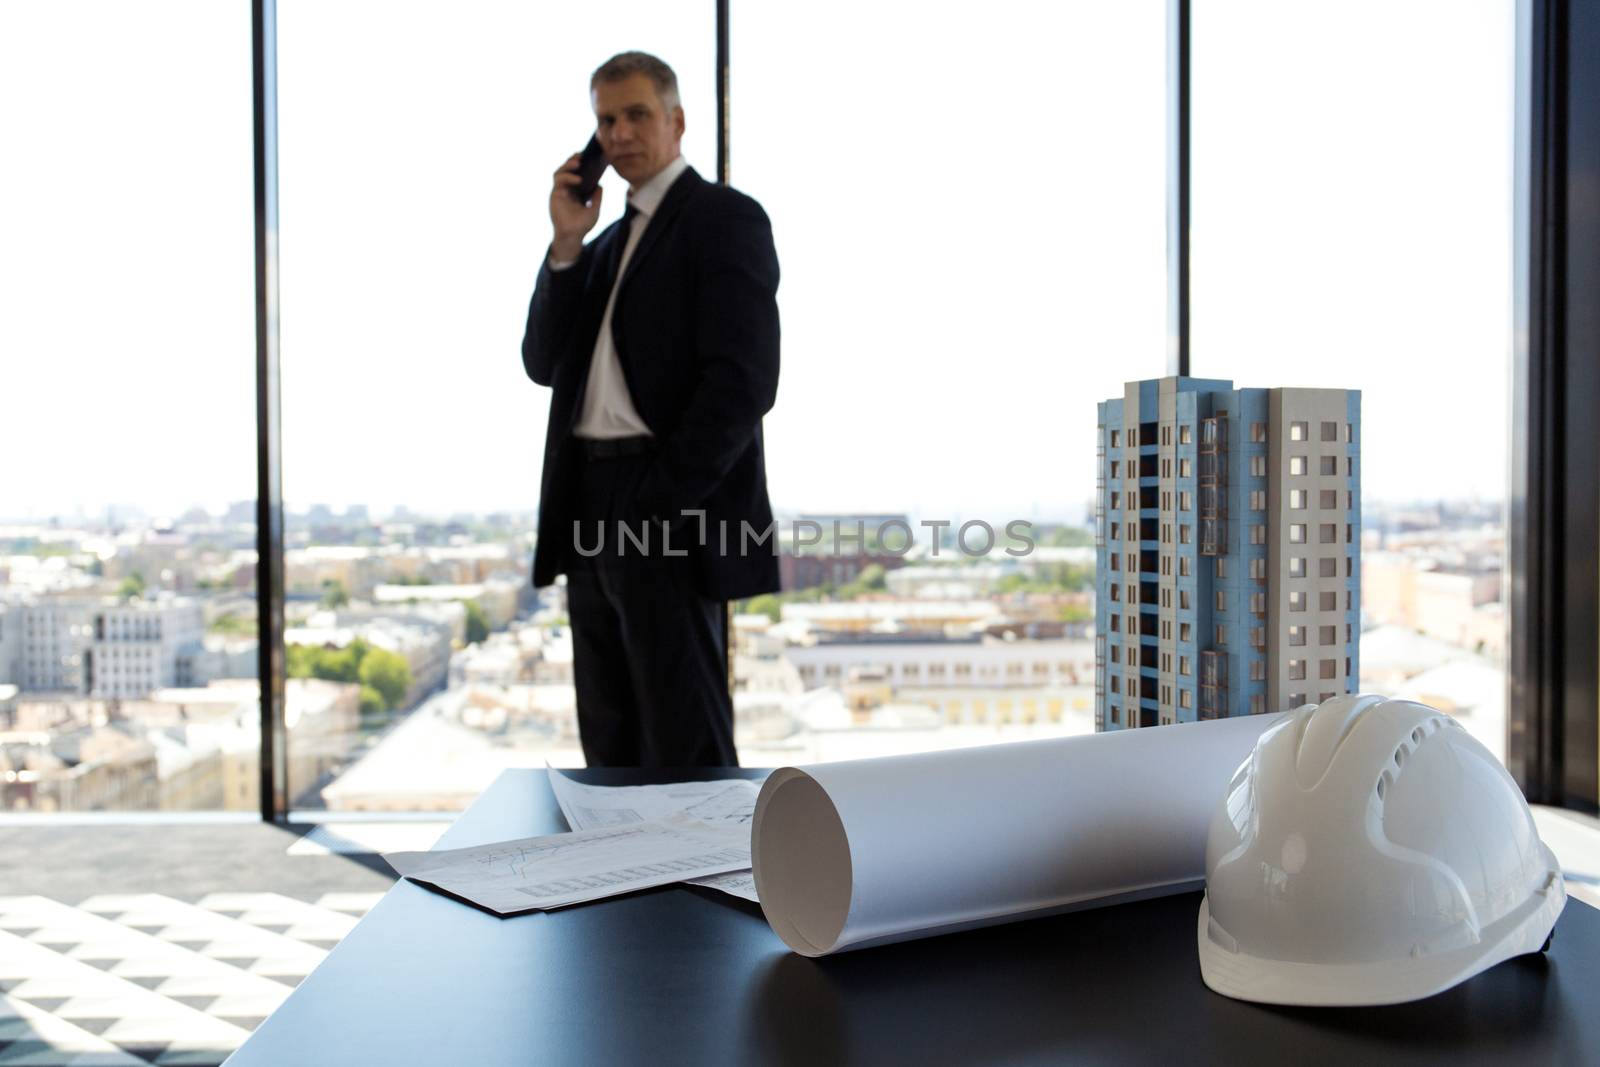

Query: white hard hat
(1197, 694), (1566, 1006)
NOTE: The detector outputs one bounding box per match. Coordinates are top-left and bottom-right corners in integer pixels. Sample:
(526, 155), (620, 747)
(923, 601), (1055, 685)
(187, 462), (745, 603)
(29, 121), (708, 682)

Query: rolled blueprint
(751, 713), (1284, 956)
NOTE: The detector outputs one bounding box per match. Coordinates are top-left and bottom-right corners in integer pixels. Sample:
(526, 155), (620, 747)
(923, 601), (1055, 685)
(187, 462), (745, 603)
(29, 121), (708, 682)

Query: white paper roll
(751, 714), (1284, 956)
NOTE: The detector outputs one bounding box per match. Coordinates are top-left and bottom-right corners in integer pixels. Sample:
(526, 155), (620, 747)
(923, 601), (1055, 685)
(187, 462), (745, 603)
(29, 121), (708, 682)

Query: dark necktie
(608, 202), (641, 288)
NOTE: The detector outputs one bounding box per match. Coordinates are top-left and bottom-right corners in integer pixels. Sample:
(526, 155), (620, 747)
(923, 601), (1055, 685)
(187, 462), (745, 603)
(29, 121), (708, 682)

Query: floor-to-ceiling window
(731, 1), (1169, 763)
(0, 1), (259, 812)
(1191, 0), (1516, 760)
(275, 2), (714, 810)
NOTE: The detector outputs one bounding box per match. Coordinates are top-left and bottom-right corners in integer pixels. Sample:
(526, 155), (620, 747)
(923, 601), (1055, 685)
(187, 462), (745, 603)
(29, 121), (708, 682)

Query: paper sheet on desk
(751, 713), (1287, 956)
(547, 769), (761, 902)
(383, 815), (751, 915)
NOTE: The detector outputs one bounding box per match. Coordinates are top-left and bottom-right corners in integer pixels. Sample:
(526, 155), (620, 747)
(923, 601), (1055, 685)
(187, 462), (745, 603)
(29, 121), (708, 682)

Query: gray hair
(590, 51), (681, 112)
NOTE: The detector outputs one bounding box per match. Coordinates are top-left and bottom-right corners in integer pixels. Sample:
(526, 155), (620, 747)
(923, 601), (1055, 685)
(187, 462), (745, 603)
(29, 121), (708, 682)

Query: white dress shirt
(551, 153), (690, 440)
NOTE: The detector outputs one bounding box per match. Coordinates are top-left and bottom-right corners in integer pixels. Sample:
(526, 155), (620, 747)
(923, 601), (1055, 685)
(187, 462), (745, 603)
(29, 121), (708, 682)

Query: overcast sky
(0, 0), (1512, 524)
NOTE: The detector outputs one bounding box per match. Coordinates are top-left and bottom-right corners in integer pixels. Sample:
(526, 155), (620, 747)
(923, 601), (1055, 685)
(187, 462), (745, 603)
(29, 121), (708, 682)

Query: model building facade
(1094, 377), (1361, 730)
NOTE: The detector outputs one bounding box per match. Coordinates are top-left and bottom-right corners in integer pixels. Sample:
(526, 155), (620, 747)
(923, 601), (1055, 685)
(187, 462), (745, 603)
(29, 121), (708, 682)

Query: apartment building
(1095, 377), (1361, 730)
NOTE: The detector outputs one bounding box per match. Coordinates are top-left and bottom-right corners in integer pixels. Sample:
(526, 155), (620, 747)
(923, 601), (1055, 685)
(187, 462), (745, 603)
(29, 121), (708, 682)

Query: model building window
(1250, 659), (1266, 681)
(1179, 458), (1192, 478)
(1180, 590), (1191, 610)
(1110, 675), (1121, 694)
(1128, 429), (1138, 446)
(1109, 552), (1119, 571)
(1110, 460), (1120, 477)
(1110, 522), (1120, 540)
(1251, 422), (1267, 443)
(1162, 458), (1171, 478)
(1251, 626), (1265, 649)
(1289, 591), (1307, 612)
(1253, 490), (1269, 511)
(1346, 556), (1353, 577)
(1288, 659), (1307, 680)
(1289, 456), (1307, 476)
(1321, 421), (1338, 441)
(1346, 524), (1354, 543)
(1249, 592), (1265, 613)
(1290, 523), (1307, 544)
(1111, 584), (1121, 602)
(1320, 659), (1338, 680)
(1319, 523), (1337, 543)
(1216, 558), (1228, 578)
(1179, 556), (1192, 577)
(1180, 425), (1193, 444)
(1320, 489), (1337, 509)
(1289, 625), (1306, 646)
(1215, 590), (1227, 611)
(1110, 491), (1119, 509)
(1289, 556), (1306, 577)
(1321, 456), (1337, 475)
(1110, 430), (1120, 447)
(1250, 557), (1266, 579)
(1289, 421), (1308, 441)
(1289, 489), (1306, 509)
(1179, 524), (1192, 544)
(1250, 695), (1265, 714)
(1252, 456), (1268, 476)
(1214, 622), (1226, 645)
(1319, 557), (1337, 578)
(1290, 692), (1307, 707)
(1161, 426), (1170, 445)
(1251, 524), (1268, 545)
(1319, 591), (1338, 611)
(1110, 616), (1120, 632)
(1180, 491), (1193, 511)
(1345, 423), (1354, 443)
(1181, 622), (1193, 642)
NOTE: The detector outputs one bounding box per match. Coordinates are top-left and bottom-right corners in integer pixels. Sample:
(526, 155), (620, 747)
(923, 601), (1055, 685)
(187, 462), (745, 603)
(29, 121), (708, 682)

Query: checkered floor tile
(0, 892), (385, 1067)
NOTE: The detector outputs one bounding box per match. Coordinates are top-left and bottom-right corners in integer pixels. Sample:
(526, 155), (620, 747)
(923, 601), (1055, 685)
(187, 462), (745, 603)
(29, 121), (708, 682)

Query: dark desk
(226, 768), (1600, 1066)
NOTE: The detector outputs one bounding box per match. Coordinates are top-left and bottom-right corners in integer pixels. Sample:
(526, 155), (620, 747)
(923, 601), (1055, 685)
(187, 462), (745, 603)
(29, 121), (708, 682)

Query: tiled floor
(0, 891), (385, 1066)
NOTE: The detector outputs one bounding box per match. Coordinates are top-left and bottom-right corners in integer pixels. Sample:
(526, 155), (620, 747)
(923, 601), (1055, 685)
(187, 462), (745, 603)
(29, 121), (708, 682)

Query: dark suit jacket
(521, 165), (782, 601)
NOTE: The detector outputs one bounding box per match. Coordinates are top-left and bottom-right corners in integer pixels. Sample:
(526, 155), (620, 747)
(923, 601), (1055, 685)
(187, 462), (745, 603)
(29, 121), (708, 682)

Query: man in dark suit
(521, 51), (781, 768)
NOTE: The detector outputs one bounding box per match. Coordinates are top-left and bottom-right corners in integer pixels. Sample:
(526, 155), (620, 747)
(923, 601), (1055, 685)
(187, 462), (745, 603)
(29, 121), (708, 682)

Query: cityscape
(0, 476), (1507, 814)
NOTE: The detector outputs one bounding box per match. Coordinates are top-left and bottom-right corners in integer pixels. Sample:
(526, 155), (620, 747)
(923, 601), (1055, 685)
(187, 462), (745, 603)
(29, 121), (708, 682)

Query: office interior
(1, 0), (1599, 1064)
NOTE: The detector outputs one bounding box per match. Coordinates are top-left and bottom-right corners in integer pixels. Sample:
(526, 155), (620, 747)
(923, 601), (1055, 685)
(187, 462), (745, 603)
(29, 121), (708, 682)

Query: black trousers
(566, 448), (738, 768)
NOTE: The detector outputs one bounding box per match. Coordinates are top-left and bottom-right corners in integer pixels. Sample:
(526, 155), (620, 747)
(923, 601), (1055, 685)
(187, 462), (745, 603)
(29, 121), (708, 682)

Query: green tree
(117, 572), (146, 600)
(464, 600), (490, 645)
(1058, 602), (1092, 623)
(359, 685), (385, 717)
(745, 594), (782, 623)
(319, 579), (349, 609)
(358, 647), (412, 711)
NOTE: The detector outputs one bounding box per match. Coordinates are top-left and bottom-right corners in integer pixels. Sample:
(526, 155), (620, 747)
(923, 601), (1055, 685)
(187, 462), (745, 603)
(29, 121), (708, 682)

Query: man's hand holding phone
(550, 154), (602, 263)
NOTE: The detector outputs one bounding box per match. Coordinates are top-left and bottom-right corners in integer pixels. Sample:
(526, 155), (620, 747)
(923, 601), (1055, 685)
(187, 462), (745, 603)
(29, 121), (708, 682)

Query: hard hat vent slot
(1394, 746), (1407, 769)
(1376, 772), (1391, 801)
(1411, 727), (1424, 744)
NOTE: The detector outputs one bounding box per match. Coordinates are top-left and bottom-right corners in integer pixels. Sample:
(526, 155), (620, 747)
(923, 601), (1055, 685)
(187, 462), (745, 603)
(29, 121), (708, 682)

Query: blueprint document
(383, 816), (750, 916)
(548, 769), (761, 902)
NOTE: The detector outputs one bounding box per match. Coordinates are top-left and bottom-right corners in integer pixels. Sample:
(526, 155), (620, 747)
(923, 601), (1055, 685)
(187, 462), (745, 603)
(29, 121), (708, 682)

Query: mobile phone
(572, 134), (607, 204)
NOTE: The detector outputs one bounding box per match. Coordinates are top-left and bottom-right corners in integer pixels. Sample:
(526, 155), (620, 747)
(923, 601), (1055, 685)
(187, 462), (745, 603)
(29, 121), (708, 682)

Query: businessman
(521, 51), (781, 768)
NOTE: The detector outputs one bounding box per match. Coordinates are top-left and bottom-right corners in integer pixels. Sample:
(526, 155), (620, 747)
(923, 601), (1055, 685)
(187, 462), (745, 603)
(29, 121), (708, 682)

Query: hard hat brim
(1196, 847), (1567, 1007)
